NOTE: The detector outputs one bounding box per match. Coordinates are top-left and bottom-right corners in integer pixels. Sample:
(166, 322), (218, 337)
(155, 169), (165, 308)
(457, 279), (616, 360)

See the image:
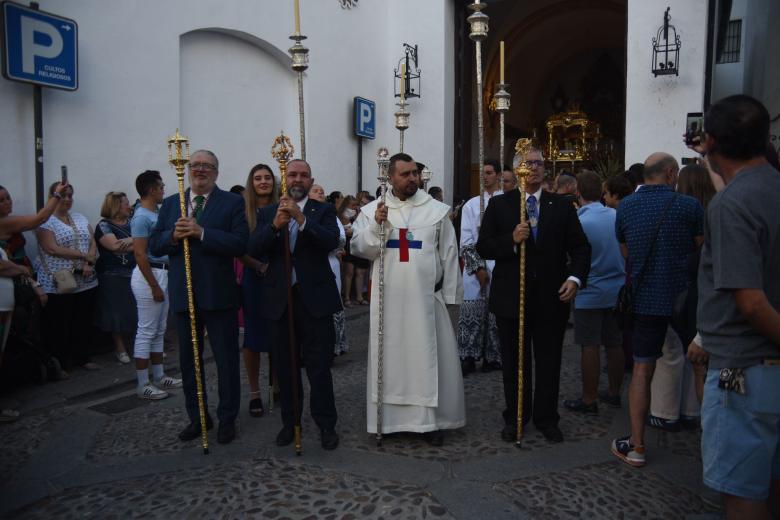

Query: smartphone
(60, 165), (68, 184)
(681, 157), (698, 166)
(685, 112), (704, 146)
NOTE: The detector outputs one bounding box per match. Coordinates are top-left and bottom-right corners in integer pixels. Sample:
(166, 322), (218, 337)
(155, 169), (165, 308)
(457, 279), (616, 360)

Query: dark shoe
(217, 422), (236, 444)
(540, 425), (564, 443)
(248, 394), (265, 418)
(276, 426), (295, 447)
(320, 429), (340, 450)
(646, 414), (681, 433)
(481, 360), (502, 372)
(423, 430), (444, 446)
(501, 425), (517, 443)
(598, 391), (622, 408)
(178, 414), (214, 441)
(461, 358), (476, 376)
(563, 398), (598, 415)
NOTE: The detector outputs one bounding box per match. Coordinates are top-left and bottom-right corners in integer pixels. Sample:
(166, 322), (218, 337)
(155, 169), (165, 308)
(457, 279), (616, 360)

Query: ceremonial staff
(467, 0), (489, 220)
(512, 138), (533, 447)
(494, 41), (511, 172)
(271, 131), (303, 455)
(395, 67), (410, 153)
(290, 0), (309, 160)
(374, 147), (390, 446)
(167, 129), (209, 455)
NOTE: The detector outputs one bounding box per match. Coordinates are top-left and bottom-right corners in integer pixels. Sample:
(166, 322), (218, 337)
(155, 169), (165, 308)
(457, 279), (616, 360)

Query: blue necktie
(288, 218), (298, 284)
(527, 195), (539, 240)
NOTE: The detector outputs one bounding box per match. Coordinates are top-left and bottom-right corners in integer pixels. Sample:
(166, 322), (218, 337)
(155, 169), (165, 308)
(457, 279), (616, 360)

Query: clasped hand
(512, 222), (531, 244)
(173, 216), (203, 241)
(273, 196), (303, 229)
(374, 202), (388, 225)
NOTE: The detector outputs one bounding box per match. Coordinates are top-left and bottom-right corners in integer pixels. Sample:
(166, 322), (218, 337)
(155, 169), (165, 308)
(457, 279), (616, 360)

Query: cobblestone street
(0, 307), (721, 519)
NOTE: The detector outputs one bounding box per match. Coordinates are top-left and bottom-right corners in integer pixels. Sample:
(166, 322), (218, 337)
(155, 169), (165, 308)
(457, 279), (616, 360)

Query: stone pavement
(0, 306), (723, 519)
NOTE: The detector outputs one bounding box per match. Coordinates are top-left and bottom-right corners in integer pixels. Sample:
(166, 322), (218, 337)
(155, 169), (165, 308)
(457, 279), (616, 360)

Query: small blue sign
(354, 96), (375, 139)
(2, 1), (78, 90)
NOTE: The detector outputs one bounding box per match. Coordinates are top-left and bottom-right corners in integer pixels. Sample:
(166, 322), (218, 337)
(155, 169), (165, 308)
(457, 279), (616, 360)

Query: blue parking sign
(354, 97), (375, 139)
(2, 1), (78, 90)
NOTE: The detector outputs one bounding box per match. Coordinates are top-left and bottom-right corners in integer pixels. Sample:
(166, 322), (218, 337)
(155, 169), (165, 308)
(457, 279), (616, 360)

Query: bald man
(610, 151), (703, 468)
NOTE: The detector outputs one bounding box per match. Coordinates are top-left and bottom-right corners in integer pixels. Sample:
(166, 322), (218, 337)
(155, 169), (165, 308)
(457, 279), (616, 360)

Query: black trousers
(495, 297), (568, 430)
(176, 308), (240, 425)
(272, 287), (337, 431)
(43, 288), (97, 370)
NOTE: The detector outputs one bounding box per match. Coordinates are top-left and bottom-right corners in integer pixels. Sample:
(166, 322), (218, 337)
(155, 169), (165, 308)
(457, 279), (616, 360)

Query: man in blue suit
(248, 159), (342, 450)
(150, 149), (248, 445)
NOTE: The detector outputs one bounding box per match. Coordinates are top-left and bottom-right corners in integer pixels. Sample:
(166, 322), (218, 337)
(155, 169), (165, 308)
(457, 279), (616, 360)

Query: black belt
(434, 279), (443, 293)
(149, 262), (169, 270)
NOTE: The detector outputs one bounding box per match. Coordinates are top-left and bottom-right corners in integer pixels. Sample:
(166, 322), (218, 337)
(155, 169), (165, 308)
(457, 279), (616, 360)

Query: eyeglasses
(525, 160), (545, 167)
(190, 162), (217, 172)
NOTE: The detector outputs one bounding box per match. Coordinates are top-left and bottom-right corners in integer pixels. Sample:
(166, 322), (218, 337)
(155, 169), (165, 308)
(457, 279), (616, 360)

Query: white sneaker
(154, 375), (183, 389)
(116, 352), (131, 364)
(137, 383), (169, 400)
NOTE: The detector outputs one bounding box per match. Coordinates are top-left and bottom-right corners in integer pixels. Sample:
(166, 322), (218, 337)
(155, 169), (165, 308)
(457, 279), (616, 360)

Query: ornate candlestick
(271, 131), (304, 456)
(167, 129), (209, 455)
(289, 0), (309, 160)
(374, 146), (390, 447)
(468, 0), (489, 220)
(512, 137), (533, 448)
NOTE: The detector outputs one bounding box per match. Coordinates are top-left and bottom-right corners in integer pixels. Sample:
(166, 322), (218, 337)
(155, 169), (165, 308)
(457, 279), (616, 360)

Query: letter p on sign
(21, 17), (63, 73)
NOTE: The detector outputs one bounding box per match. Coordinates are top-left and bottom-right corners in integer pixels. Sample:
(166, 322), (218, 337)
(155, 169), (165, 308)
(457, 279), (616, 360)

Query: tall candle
(400, 63), (406, 101)
(500, 41), (505, 84)
(294, 0), (301, 35)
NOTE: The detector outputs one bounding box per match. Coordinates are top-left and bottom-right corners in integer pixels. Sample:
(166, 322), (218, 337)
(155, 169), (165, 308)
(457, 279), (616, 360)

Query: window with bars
(718, 19), (742, 64)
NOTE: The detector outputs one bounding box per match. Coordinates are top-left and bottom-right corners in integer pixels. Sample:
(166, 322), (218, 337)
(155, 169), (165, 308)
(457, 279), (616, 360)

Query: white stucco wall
(0, 0), (456, 231)
(625, 0), (709, 165)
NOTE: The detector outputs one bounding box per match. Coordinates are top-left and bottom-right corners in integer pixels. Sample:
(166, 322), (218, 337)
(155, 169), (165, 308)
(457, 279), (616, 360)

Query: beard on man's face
(288, 186), (307, 200)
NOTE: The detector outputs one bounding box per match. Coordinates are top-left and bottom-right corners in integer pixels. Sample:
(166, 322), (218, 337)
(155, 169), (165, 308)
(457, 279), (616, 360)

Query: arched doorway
(454, 0), (627, 198)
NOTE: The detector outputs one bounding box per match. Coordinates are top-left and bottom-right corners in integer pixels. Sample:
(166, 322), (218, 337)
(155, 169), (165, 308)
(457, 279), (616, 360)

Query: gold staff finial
(271, 131), (295, 195)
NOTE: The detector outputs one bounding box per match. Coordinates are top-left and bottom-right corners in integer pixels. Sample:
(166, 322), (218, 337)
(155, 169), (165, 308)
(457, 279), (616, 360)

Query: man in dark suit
(150, 149), (248, 445)
(477, 147), (591, 443)
(248, 159), (342, 450)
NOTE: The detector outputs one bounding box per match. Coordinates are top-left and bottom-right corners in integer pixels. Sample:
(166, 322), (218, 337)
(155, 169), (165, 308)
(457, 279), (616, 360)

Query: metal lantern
(652, 7), (681, 77)
(494, 85), (510, 114)
(289, 35), (309, 72)
(467, 2), (489, 42)
(394, 44), (421, 100)
(394, 101), (410, 131)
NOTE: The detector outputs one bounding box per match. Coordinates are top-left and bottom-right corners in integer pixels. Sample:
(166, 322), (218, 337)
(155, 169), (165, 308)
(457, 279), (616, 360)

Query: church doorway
(453, 0), (628, 199)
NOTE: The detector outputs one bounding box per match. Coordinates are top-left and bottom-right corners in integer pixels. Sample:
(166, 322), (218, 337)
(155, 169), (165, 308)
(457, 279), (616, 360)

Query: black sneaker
(646, 414), (681, 433)
(423, 430), (444, 446)
(598, 391), (621, 408)
(320, 429), (339, 450)
(563, 398), (598, 415)
(461, 358), (476, 376)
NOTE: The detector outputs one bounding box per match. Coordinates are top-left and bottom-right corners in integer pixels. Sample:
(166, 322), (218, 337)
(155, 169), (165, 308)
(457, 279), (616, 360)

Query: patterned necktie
(527, 194), (539, 240)
(288, 218), (299, 285)
(193, 195), (205, 222)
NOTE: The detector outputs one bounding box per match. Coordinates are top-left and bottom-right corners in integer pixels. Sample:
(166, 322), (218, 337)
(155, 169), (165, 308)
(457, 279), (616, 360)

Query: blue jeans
(701, 364), (780, 500)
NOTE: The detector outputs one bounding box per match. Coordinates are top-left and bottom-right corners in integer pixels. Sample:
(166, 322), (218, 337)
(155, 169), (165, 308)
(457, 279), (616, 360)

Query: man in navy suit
(477, 147), (591, 444)
(150, 149), (248, 445)
(248, 159), (342, 450)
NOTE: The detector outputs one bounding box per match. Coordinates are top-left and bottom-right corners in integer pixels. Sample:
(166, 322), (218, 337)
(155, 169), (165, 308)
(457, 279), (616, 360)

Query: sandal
(249, 391), (265, 418)
(357, 299), (369, 306)
(343, 300), (354, 308)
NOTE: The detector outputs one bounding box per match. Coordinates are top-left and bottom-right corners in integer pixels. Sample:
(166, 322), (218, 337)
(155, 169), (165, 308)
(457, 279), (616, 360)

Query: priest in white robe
(351, 152), (465, 446)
